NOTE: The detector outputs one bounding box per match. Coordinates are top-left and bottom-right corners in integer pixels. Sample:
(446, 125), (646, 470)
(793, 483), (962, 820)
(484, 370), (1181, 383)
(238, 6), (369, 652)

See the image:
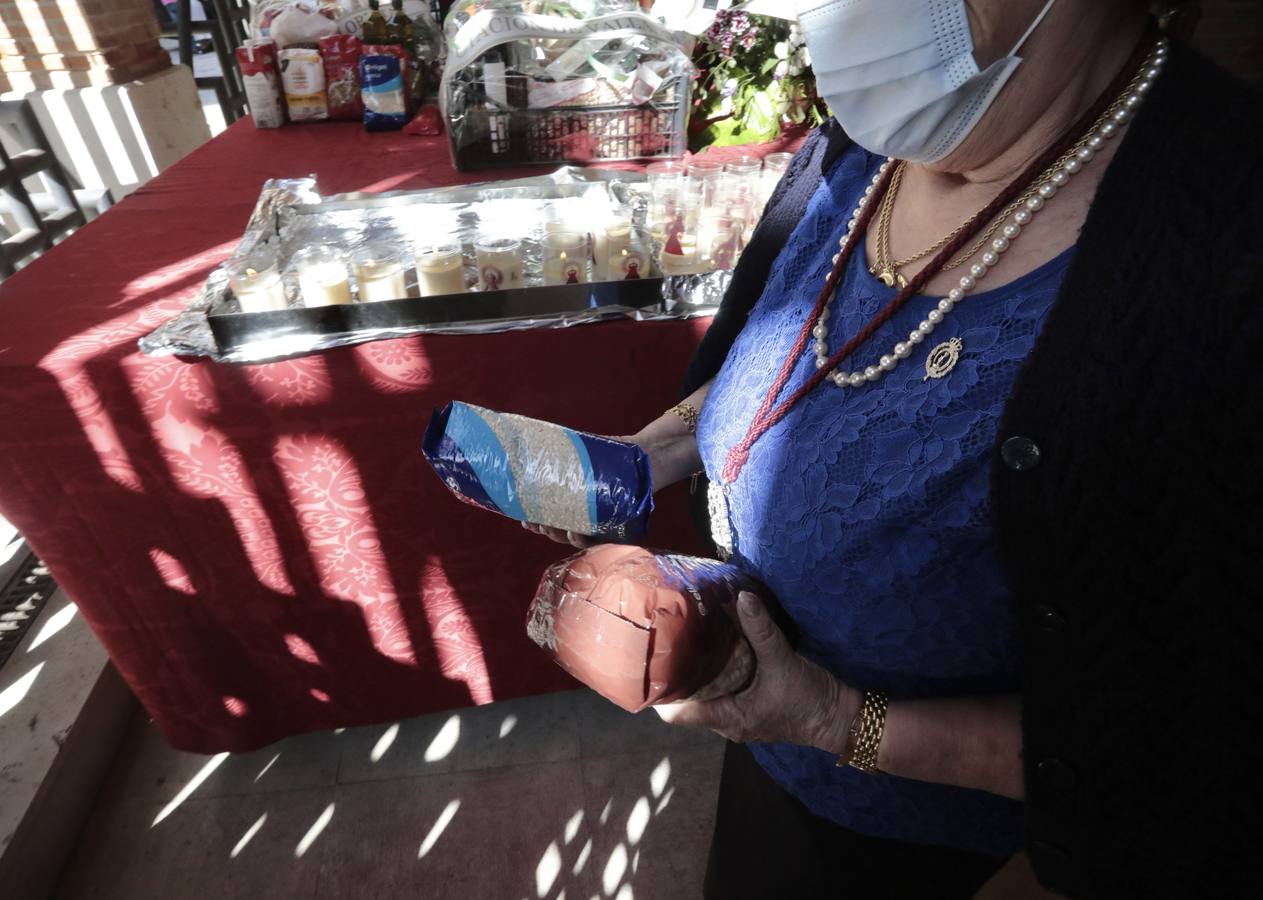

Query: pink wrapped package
(526, 545), (767, 713)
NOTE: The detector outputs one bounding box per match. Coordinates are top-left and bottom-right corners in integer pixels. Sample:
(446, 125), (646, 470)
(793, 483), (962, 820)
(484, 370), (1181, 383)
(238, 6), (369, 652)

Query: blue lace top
(695, 144), (1074, 858)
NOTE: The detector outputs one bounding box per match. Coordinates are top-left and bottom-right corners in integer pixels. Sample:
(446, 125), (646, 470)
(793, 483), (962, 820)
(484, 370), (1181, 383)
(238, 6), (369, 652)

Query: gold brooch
(924, 338), (964, 381)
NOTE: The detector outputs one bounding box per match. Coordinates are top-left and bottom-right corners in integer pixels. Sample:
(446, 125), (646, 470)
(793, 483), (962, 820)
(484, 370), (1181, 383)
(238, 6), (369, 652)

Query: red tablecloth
(0, 121), (805, 752)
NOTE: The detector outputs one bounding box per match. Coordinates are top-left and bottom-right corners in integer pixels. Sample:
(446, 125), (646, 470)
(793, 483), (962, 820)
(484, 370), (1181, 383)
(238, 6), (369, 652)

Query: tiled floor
(55, 689), (724, 900)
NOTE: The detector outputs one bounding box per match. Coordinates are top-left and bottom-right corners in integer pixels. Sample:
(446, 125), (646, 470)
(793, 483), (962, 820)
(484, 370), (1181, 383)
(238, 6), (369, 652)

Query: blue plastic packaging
(360, 54), (409, 132)
(423, 401), (654, 540)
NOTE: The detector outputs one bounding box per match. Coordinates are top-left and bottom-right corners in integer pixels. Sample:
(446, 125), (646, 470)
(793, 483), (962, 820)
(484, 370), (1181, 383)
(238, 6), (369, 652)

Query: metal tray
(140, 170), (727, 365)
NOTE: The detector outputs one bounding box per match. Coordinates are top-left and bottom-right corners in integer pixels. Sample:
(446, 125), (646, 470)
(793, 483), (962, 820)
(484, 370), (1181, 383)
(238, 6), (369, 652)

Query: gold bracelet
(837, 690), (888, 774)
(667, 402), (699, 434)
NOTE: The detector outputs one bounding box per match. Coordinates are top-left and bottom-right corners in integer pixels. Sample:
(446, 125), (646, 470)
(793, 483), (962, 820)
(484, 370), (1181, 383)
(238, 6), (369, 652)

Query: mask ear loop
(1009, 0), (1059, 57)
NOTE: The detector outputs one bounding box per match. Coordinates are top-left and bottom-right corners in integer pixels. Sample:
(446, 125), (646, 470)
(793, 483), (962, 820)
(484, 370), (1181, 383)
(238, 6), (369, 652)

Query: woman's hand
(654, 592), (860, 752)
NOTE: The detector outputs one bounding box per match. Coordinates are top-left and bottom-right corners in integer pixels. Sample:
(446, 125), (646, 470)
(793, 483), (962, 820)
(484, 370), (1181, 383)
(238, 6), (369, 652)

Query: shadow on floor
(55, 688), (724, 900)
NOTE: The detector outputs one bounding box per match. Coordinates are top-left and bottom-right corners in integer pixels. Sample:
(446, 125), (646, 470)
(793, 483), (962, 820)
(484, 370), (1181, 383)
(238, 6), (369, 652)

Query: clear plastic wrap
(526, 545), (766, 712)
(440, 0), (694, 169)
(423, 401), (653, 539)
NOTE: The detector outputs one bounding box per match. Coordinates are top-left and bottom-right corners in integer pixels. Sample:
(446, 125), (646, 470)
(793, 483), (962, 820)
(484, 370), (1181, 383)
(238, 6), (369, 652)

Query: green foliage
(688, 12), (828, 151)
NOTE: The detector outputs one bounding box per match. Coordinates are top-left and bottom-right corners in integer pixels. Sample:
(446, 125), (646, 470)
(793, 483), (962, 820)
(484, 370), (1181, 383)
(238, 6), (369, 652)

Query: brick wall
(1190, 0), (1263, 86)
(0, 0), (171, 93)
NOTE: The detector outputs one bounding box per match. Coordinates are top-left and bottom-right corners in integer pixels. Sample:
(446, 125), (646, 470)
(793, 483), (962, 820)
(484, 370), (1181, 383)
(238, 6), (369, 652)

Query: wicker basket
(451, 77), (689, 170)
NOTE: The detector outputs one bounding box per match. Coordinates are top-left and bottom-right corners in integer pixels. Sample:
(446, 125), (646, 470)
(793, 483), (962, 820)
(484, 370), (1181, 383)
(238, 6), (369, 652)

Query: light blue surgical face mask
(797, 0), (1058, 162)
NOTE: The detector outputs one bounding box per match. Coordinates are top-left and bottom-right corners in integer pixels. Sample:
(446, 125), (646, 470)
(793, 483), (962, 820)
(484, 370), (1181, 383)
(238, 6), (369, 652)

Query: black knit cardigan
(682, 40), (1263, 899)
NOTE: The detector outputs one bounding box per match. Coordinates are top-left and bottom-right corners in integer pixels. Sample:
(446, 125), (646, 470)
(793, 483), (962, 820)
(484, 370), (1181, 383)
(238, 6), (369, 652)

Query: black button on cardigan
(1000, 435), (1042, 471)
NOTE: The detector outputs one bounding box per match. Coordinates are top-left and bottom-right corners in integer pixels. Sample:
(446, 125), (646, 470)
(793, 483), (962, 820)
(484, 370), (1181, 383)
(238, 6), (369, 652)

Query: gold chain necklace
(870, 161), (989, 288)
(871, 123), (1105, 288)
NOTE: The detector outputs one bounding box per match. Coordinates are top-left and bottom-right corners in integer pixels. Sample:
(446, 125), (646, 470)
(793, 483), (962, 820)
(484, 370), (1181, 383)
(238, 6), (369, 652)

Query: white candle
(353, 242), (408, 303)
(293, 247), (352, 307)
(646, 160), (686, 239)
(356, 261), (407, 302)
(658, 237), (703, 276)
(610, 247), (649, 280)
(415, 244), (466, 297)
(475, 237), (524, 292)
(236, 274), (289, 312)
(591, 214), (631, 282)
(299, 262), (352, 306)
(697, 211), (729, 262)
(543, 249), (589, 285)
(226, 249), (288, 313)
(542, 231), (588, 286)
(710, 231), (740, 270)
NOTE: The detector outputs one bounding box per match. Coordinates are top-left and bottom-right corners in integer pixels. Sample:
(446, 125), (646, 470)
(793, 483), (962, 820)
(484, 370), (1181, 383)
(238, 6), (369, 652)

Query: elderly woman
(530, 0), (1261, 896)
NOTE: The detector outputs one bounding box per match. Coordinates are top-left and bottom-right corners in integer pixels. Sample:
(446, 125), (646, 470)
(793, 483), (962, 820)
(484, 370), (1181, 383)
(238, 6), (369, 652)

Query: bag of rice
(526, 545), (766, 712)
(422, 401), (653, 540)
(361, 45), (410, 131)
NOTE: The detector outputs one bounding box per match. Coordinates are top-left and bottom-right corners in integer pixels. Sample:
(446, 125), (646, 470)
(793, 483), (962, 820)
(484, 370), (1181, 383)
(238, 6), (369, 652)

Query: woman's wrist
(811, 676), (864, 757)
(629, 417), (701, 492)
(631, 384), (712, 491)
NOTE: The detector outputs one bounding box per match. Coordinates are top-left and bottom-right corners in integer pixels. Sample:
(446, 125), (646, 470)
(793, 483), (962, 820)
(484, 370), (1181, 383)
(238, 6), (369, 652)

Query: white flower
(774, 41), (789, 59)
(788, 61), (802, 77)
(797, 45), (810, 68)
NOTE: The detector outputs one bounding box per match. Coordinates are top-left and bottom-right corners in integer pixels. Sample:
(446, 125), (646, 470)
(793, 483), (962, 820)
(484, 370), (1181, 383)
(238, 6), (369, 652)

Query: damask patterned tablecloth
(0, 121), (806, 752)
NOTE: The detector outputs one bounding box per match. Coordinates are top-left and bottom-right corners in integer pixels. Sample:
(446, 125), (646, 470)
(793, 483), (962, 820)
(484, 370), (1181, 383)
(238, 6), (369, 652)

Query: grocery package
(320, 34), (364, 120)
(527, 545), (765, 712)
(280, 47), (330, 121)
(361, 44), (410, 130)
(440, 0), (694, 168)
(245, 0), (444, 131)
(237, 40), (285, 128)
(422, 401), (653, 540)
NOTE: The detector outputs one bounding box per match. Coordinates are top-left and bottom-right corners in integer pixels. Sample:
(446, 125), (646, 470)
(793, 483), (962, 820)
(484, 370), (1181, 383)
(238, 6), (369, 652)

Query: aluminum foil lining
(139, 168), (727, 364)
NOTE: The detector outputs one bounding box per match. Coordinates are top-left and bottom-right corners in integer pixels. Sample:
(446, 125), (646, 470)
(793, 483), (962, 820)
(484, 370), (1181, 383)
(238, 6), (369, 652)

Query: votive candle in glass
(759, 151), (793, 206)
(686, 159), (724, 208)
(646, 160), (686, 239)
(226, 248), (288, 313)
(542, 231), (589, 286)
(475, 236), (524, 292)
(710, 226), (741, 270)
(697, 210), (731, 263)
(717, 171), (757, 222)
(723, 154), (763, 180)
(591, 208), (632, 281)
(292, 246), (352, 307)
(353, 242), (408, 303)
(610, 246), (649, 280)
(658, 235), (702, 276)
(415, 242), (466, 297)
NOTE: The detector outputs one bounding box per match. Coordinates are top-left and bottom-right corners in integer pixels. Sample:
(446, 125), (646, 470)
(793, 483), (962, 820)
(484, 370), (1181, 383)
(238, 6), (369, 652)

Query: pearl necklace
(811, 37), (1168, 390)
